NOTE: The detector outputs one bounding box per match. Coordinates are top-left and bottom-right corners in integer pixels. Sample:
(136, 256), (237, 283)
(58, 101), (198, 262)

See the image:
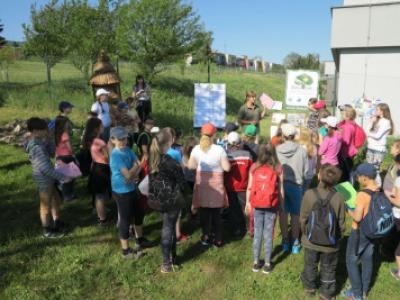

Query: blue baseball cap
(355, 163), (377, 178)
(117, 102), (129, 110)
(110, 127), (128, 139)
(58, 101), (74, 112)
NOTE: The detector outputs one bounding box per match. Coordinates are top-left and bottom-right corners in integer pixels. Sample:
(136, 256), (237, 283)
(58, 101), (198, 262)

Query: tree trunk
(46, 62), (52, 102)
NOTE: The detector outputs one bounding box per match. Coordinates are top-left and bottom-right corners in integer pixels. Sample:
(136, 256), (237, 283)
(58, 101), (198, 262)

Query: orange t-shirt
(271, 136), (280, 147)
(351, 188), (379, 229)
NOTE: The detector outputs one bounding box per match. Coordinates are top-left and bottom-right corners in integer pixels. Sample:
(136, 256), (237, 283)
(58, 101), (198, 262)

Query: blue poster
(194, 83), (226, 128)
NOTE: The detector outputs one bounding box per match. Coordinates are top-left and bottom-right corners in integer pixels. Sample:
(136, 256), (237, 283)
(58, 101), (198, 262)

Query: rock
(13, 124), (21, 134)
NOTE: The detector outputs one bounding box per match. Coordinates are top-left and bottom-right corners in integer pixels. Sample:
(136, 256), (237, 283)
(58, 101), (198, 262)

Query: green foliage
(116, 0), (211, 80)
(0, 20), (6, 47)
(0, 45), (16, 82)
(283, 52), (320, 70)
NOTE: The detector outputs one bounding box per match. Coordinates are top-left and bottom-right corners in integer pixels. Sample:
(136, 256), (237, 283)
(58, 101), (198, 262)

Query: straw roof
(89, 50), (121, 85)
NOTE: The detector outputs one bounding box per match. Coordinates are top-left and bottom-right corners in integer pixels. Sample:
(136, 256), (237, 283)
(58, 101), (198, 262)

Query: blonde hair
(149, 128), (172, 173)
(344, 107), (357, 120)
(199, 135), (212, 152)
(299, 128), (318, 158)
(392, 140), (400, 152)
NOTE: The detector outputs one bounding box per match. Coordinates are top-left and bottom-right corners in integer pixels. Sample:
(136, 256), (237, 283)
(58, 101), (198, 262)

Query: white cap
(281, 123), (297, 137)
(227, 131), (241, 145)
(321, 116), (338, 128)
(95, 88), (110, 97)
(150, 126), (160, 134)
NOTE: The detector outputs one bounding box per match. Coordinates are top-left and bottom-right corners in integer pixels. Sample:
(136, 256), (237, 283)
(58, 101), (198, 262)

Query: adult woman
(189, 123), (231, 247)
(91, 88), (111, 142)
(133, 75), (152, 122)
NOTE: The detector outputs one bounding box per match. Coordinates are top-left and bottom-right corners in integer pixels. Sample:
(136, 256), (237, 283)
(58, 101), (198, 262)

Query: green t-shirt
(238, 104), (261, 126)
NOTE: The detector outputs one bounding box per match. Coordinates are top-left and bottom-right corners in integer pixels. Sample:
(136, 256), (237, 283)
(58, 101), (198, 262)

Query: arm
(348, 193), (367, 222)
(337, 195), (346, 237)
(33, 146), (67, 182)
(120, 160), (141, 182)
(245, 173), (253, 215)
(188, 155), (198, 170)
(221, 155), (231, 172)
(368, 119), (390, 140)
(318, 137), (328, 156)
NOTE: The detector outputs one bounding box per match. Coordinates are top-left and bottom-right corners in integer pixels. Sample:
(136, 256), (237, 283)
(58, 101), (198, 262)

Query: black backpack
(306, 189), (337, 246)
(75, 148), (92, 177)
(148, 174), (184, 212)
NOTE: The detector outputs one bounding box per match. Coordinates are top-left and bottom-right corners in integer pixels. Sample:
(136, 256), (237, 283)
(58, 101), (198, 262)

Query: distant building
(331, 0), (400, 132)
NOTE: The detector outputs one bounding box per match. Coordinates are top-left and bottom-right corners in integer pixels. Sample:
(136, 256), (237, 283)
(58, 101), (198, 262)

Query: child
(182, 137), (198, 191)
(91, 88), (111, 142)
(299, 128), (319, 190)
(225, 131), (253, 237)
(58, 101), (74, 137)
(319, 116), (342, 166)
(134, 74), (152, 122)
(306, 98), (319, 131)
(82, 117), (111, 225)
(276, 123), (308, 254)
(116, 101), (139, 149)
(136, 117), (155, 163)
(271, 119), (288, 148)
(300, 164), (346, 299)
(109, 127), (144, 258)
(148, 128), (186, 273)
(245, 142), (283, 273)
(172, 128), (184, 155)
(366, 103), (394, 183)
(344, 163), (379, 300)
(383, 140), (400, 198)
(125, 96), (141, 141)
(217, 122), (239, 150)
(54, 116), (77, 201)
(243, 124), (259, 162)
(26, 117), (69, 238)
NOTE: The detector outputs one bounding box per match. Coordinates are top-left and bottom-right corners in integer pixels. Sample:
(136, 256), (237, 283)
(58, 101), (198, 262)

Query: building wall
(344, 0), (400, 5)
(337, 48), (400, 133)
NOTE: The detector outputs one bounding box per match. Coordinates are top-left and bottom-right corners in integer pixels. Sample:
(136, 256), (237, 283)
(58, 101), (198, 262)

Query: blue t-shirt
(167, 148), (182, 164)
(110, 147), (138, 194)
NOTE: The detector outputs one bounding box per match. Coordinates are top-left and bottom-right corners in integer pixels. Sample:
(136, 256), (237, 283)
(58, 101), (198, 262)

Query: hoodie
(276, 141), (308, 185)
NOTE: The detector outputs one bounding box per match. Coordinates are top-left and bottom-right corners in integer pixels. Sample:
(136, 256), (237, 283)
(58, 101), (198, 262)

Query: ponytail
(149, 128), (173, 174)
(199, 135), (212, 152)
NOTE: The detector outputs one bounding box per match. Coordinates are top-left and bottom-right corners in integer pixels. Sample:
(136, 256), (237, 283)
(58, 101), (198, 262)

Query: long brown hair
(371, 103), (394, 135)
(54, 116), (69, 147)
(81, 118), (103, 150)
(255, 142), (279, 171)
(244, 90), (257, 104)
(149, 128), (172, 173)
(183, 136), (198, 159)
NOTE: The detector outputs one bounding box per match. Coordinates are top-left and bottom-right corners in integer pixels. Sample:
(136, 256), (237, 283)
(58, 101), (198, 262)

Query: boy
(48, 101), (75, 137)
(276, 123), (308, 253)
(26, 117), (70, 238)
(344, 163), (379, 300)
(136, 117), (155, 163)
(225, 131), (253, 237)
(300, 164), (346, 299)
(242, 124), (259, 162)
(116, 101), (139, 149)
(306, 98), (325, 132)
(217, 122), (238, 150)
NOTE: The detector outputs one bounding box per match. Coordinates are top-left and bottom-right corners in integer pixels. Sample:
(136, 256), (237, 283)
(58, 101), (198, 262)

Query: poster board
(271, 113), (286, 124)
(287, 113), (306, 127)
(285, 70), (319, 107)
(194, 83), (226, 128)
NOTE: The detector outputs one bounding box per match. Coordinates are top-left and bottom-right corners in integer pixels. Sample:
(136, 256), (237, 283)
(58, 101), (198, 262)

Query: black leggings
(200, 207), (222, 242)
(113, 191), (139, 240)
(137, 101), (152, 122)
(161, 209), (180, 265)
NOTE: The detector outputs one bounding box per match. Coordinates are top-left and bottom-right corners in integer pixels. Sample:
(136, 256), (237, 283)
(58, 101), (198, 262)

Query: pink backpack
(354, 123), (366, 148)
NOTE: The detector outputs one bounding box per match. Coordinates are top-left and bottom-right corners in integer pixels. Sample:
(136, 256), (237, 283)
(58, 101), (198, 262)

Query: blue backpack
(360, 189), (394, 239)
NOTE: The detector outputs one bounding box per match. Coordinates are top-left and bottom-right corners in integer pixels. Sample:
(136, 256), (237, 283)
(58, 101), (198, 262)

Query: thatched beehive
(89, 50), (121, 100)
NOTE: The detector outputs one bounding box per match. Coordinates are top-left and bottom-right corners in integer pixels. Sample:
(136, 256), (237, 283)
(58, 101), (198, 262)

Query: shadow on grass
(0, 160), (30, 171)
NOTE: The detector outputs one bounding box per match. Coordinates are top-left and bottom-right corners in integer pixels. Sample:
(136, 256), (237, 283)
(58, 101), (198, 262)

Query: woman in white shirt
(366, 103), (394, 178)
(91, 88), (112, 142)
(189, 123), (230, 247)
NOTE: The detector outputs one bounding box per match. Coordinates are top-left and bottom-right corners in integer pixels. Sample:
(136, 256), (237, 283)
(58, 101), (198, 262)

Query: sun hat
(313, 100), (326, 110)
(227, 132), (241, 145)
(244, 124), (257, 137)
(321, 116), (338, 128)
(281, 123), (297, 137)
(201, 123), (217, 136)
(96, 88), (110, 97)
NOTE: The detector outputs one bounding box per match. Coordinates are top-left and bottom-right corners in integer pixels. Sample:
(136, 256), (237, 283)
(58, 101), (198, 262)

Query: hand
(245, 203), (251, 216)
(64, 177), (73, 183)
(191, 204), (197, 215)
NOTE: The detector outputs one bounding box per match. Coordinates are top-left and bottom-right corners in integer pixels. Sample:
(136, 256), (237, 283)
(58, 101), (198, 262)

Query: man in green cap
(242, 124), (259, 161)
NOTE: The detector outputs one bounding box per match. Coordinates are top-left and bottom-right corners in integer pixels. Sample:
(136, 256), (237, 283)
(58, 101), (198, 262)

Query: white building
(331, 0), (400, 133)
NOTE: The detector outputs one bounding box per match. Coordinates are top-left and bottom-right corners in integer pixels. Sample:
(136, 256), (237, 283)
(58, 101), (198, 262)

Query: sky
(1, 0), (343, 64)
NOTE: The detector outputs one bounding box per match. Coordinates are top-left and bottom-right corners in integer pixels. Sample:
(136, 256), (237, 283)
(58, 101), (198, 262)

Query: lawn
(0, 61), (399, 300)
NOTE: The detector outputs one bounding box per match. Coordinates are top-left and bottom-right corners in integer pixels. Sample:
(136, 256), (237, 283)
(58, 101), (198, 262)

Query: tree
(0, 20), (6, 47)
(117, 0), (210, 80)
(65, 0), (116, 80)
(0, 46), (16, 81)
(23, 0), (68, 98)
(283, 52), (320, 70)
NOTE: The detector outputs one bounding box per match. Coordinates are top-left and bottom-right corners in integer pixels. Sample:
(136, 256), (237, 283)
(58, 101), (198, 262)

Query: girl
(319, 116), (342, 166)
(54, 116), (76, 201)
(148, 128), (186, 273)
(133, 75), (152, 122)
(299, 129), (319, 190)
(82, 118), (111, 225)
(189, 123), (231, 247)
(245, 143), (283, 273)
(271, 119), (288, 148)
(91, 89), (111, 142)
(317, 109), (331, 145)
(109, 126), (143, 258)
(182, 137), (198, 191)
(366, 103), (394, 179)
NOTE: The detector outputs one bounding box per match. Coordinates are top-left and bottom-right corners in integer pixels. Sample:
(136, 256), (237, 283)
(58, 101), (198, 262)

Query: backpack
(132, 132), (150, 157)
(148, 174), (184, 212)
(354, 123), (366, 148)
(306, 190), (337, 246)
(360, 189), (394, 239)
(249, 165), (278, 209)
(75, 148), (92, 177)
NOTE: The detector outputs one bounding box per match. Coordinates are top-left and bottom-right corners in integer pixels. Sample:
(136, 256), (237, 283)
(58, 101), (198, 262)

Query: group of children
(25, 90), (400, 299)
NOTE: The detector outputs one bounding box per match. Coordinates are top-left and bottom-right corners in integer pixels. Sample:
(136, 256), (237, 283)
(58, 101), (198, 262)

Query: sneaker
(390, 268), (400, 281)
(53, 219), (67, 232)
(342, 289), (361, 300)
(43, 228), (64, 239)
(122, 247), (144, 259)
(282, 241), (290, 253)
(262, 263), (272, 274)
(304, 289), (316, 298)
(137, 237), (157, 248)
(177, 234), (189, 244)
(252, 261), (264, 272)
(213, 240), (223, 248)
(200, 235), (211, 246)
(292, 241), (301, 254)
(161, 263), (173, 274)
(97, 218), (112, 227)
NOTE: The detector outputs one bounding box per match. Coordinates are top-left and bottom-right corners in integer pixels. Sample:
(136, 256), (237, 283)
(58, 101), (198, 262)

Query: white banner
(194, 83), (226, 128)
(285, 70), (319, 107)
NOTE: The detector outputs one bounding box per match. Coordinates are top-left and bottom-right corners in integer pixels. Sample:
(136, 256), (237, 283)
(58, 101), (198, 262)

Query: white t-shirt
(367, 118), (391, 152)
(393, 177), (400, 219)
(91, 101), (111, 128)
(190, 144), (227, 173)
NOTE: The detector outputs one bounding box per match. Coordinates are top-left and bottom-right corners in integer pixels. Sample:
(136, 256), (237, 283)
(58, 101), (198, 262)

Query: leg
(263, 211), (276, 264)
(50, 185), (61, 222)
(320, 251), (339, 299)
(200, 208), (211, 238)
(346, 230), (363, 299)
(114, 192), (134, 250)
(211, 208), (222, 242)
(360, 241), (375, 297)
(161, 209), (180, 265)
(301, 248), (319, 292)
(175, 212), (182, 238)
(39, 189), (52, 228)
(95, 194), (107, 221)
(279, 211), (289, 244)
(253, 209), (264, 263)
(291, 214), (300, 243)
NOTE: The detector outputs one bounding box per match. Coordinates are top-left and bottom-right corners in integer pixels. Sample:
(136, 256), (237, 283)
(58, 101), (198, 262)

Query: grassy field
(0, 61), (399, 300)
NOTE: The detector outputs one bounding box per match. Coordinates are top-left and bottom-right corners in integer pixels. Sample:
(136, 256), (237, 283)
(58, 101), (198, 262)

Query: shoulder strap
(361, 189), (374, 196)
(312, 189), (336, 205)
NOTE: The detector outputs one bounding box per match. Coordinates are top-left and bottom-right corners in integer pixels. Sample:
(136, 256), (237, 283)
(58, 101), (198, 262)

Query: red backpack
(354, 123), (366, 148)
(249, 164), (279, 209)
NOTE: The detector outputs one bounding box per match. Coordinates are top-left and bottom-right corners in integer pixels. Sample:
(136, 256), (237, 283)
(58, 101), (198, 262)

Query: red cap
(201, 122), (217, 136)
(313, 100), (326, 110)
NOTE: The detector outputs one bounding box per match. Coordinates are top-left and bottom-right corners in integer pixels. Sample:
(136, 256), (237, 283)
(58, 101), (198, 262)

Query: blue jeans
(253, 208), (276, 264)
(346, 229), (374, 300)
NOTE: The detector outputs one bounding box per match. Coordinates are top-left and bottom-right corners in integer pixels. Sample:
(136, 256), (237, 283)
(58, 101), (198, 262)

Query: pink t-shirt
(319, 131), (342, 166)
(91, 138), (108, 164)
(55, 132), (72, 157)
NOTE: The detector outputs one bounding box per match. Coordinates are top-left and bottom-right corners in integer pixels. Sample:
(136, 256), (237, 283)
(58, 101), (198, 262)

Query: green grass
(0, 61), (399, 300)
